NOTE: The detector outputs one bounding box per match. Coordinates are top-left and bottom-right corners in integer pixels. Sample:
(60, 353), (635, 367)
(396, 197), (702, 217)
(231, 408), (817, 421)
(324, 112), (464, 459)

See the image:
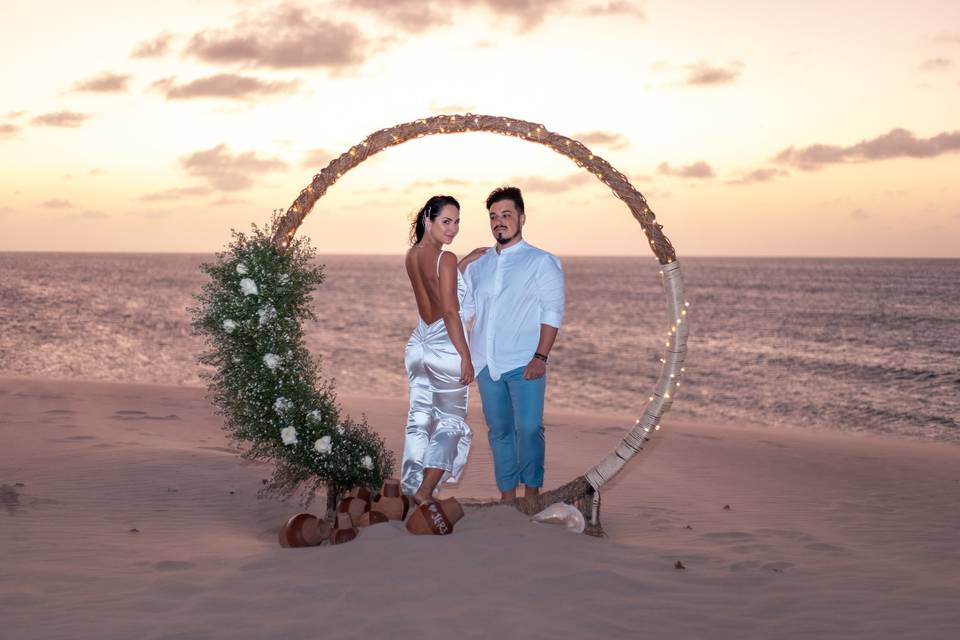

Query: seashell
(530, 503), (586, 534)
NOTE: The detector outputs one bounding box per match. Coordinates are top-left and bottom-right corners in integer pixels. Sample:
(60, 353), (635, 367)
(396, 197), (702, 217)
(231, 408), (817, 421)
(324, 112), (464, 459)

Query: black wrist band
(534, 352), (548, 363)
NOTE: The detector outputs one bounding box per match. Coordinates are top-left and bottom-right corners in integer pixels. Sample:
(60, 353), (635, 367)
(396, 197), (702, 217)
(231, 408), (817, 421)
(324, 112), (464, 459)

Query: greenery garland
(191, 213), (395, 514)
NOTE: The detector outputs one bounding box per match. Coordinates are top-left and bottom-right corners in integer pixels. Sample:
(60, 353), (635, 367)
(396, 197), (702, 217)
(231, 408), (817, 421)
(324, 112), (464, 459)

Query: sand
(1, 376), (959, 639)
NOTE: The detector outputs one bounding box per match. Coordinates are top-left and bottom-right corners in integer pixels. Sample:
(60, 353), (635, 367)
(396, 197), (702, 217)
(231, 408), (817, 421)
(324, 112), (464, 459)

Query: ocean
(1, 253), (958, 443)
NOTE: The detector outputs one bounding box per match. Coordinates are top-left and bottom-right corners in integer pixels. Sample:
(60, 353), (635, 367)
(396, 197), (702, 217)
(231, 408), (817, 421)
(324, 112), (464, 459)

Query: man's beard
(495, 228), (519, 245)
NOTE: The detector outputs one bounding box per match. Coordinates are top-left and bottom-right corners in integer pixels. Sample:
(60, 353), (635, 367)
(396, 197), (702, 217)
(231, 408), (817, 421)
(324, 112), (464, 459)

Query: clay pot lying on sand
(355, 510), (390, 528)
(371, 479), (409, 521)
(329, 511), (359, 545)
(405, 498), (464, 536)
(278, 513), (329, 548)
(337, 496), (370, 522)
(347, 486), (372, 502)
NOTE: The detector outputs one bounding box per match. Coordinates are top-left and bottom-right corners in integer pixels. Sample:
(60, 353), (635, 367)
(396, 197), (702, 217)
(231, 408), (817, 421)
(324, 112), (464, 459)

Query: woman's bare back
(406, 245), (445, 324)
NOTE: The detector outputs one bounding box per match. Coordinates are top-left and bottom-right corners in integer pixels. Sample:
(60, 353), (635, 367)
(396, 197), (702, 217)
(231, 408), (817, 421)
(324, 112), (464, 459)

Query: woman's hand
(458, 247), (488, 272)
(459, 356), (475, 386)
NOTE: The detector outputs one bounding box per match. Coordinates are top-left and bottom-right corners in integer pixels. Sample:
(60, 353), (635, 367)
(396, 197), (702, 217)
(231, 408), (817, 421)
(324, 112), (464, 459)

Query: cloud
(67, 209), (108, 220)
(89, 168), (106, 175)
(31, 111), (91, 128)
(301, 148), (334, 168)
(211, 196), (249, 206)
(126, 209), (172, 219)
(932, 32), (960, 45)
(683, 61), (744, 86)
(41, 199), (74, 209)
(140, 186), (213, 201)
(512, 172), (592, 193)
(152, 74), (300, 99)
(726, 168), (788, 185)
(4, 111), (25, 119)
(657, 161), (714, 179)
(133, 34), (174, 58)
(410, 178), (472, 188)
(0, 123), (19, 138)
(74, 72), (130, 93)
(774, 128), (960, 170)
(583, 1), (645, 18)
(347, 0), (569, 32)
(429, 101), (476, 114)
(180, 144), (287, 191)
(918, 57), (951, 71)
(572, 130), (630, 149)
(184, 4), (369, 69)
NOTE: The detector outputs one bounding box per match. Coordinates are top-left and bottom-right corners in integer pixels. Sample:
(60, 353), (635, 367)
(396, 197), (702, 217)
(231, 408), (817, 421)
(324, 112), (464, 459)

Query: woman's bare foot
(500, 489), (517, 503)
(413, 490), (435, 506)
(523, 485), (540, 498)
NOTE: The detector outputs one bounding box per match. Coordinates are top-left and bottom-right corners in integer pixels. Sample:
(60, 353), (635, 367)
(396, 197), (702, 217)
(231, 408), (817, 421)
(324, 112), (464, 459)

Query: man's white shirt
(462, 240), (565, 381)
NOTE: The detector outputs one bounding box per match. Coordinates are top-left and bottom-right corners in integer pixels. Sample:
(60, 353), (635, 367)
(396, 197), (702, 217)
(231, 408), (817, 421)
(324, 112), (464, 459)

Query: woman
(401, 195), (474, 506)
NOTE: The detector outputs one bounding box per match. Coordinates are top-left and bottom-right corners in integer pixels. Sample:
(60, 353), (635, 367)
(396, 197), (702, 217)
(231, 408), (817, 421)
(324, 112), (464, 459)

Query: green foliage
(191, 214), (395, 511)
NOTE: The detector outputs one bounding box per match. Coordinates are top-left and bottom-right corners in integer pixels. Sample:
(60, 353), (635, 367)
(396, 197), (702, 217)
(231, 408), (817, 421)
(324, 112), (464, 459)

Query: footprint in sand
(1, 484), (21, 515)
(112, 411), (180, 421)
(805, 542), (845, 553)
(152, 561), (196, 572)
(704, 531), (754, 542)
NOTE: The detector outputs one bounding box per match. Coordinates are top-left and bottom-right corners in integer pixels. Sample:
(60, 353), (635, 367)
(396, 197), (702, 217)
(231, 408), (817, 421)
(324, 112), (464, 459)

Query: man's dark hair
(486, 186), (524, 214)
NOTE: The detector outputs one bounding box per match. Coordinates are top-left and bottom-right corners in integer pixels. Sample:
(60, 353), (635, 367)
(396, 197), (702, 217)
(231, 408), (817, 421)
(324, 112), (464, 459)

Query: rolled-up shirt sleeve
(537, 255), (565, 328)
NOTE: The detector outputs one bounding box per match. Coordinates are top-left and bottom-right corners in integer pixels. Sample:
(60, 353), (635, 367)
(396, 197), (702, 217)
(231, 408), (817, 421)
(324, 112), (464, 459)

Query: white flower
(336, 425), (345, 435)
(262, 353), (281, 370)
(236, 263), (249, 275)
(239, 278), (259, 296)
(257, 304), (277, 327)
(361, 455), (374, 470)
(274, 397), (293, 414)
(280, 426), (298, 446)
(222, 319), (237, 334)
(314, 435), (332, 455)
(278, 274), (289, 284)
(307, 410), (323, 422)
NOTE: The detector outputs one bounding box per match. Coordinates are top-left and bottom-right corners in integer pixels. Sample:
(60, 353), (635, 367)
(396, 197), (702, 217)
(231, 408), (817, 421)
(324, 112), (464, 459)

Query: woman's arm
(438, 251), (474, 384)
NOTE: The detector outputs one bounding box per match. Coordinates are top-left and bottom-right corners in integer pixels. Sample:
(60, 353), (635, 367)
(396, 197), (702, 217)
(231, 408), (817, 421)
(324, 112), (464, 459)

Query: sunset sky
(1, 0), (958, 257)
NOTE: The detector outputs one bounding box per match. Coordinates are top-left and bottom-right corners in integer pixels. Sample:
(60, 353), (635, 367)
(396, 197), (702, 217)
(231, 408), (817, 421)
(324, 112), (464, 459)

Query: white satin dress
(400, 254), (473, 497)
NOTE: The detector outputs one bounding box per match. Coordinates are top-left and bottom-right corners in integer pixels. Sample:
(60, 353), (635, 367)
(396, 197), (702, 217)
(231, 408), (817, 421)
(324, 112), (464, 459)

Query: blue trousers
(476, 365), (546, 492)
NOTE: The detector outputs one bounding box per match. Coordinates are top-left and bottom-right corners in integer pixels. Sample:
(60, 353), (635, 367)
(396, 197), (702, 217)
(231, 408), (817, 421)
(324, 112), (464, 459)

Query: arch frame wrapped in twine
(271, 114), (689, 535)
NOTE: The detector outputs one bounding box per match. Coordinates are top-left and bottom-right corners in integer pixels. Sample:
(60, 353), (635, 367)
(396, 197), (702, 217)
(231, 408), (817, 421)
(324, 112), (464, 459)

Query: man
(460, 186), (565, 501)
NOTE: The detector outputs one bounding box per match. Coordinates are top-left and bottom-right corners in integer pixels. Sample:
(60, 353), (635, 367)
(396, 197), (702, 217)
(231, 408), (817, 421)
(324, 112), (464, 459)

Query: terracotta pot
(355, 510), (389, 528)
(329, 511), (359, 545)
(347, 486), (372, 502)
(278, 513), (326, 548)
(405, 498), (464, 536)
(372, 479), (409, 521)
(337, 496), (370, 522)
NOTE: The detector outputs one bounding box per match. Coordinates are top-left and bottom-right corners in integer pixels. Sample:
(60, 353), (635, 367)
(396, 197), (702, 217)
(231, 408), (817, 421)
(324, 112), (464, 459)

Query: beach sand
(1, 376), (958, 639)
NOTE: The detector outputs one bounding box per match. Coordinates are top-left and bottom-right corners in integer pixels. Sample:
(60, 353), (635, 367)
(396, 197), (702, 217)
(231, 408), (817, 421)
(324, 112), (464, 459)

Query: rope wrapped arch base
(273, 114), (690, 536)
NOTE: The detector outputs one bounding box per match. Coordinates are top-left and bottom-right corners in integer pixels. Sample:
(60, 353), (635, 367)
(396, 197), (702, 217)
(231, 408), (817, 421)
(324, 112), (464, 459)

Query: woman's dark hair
(485, 186), (524, 214)
(410, 195), (460, 245)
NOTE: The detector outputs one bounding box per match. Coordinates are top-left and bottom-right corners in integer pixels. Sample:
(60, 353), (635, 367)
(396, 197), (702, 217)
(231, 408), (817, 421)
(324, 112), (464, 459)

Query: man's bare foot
(500, 489), (517, 502)
(523, 486), (540, 498)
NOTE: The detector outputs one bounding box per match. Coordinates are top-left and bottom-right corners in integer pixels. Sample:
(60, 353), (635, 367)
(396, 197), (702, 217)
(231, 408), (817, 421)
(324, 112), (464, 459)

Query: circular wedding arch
(271, 114), (689, 531)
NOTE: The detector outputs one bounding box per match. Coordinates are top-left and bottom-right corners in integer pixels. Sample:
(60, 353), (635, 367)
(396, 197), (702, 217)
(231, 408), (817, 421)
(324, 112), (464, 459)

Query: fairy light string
(270, 114), (690, 522)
